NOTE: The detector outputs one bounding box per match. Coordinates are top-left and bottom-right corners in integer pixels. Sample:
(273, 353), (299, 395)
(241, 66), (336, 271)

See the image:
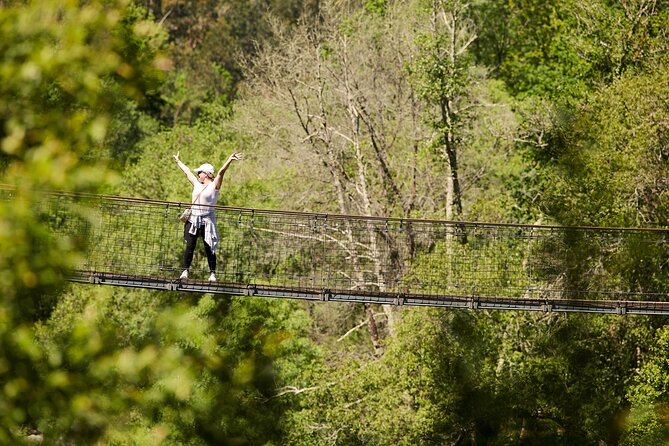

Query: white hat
(195, 163), (215, 177)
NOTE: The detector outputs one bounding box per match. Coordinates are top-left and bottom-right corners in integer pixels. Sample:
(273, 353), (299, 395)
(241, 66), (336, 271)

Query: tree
(568, 0), (669, 80)
(33, 285), (315, 444)
(623, 324), (669, 445)
(135, 0), (320, 125)
(471, 0), (591, 103)
(240, 0), (436, 338)
(409, 0), (479, 221)
(532, 66), (669, 227)
(0, 0), (168, 441)
(238, 0), (522, 344)
(0, 1), (307, 443)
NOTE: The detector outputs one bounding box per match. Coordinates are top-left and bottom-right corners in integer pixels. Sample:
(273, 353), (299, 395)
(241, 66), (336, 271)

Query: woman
(173, 151), (242, 281)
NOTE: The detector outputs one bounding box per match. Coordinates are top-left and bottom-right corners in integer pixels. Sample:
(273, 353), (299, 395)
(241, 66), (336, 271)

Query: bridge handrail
(2, 184), (668, 233)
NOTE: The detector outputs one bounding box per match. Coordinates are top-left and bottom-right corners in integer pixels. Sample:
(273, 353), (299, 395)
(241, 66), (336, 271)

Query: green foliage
(284, 308), (639, 444)
(0, 0), (168, 189)
(101, 91), (162, 168)
(472, 0), (591, 102)
(31, 286), (303, 444)
(566, 0), (669, 80)
(150, 0), (315, 124)
(408, 0), (476, 135)
(5, 0), (669, 443)
(0, 0), (169, 441)
(0, 1), (308, 444)
(622, 324), (669, 445)
(533, 66), (669, 227)
(364, 0), (388, 15)
(473, 0), (669, 101)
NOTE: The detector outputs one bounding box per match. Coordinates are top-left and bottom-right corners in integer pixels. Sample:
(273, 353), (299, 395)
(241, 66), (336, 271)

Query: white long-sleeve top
(187, 182), (219, 251)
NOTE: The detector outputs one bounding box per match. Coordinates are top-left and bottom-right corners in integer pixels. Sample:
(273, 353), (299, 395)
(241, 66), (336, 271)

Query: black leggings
(183, 221), (216, 272)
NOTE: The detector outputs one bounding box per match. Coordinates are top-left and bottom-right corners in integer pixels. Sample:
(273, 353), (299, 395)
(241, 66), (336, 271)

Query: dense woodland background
(2, 0), (669, 444)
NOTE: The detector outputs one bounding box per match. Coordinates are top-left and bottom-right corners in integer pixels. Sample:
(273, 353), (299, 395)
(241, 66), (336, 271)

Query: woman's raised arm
(214, 152), (242, 190)
(173, 151), (198, 185)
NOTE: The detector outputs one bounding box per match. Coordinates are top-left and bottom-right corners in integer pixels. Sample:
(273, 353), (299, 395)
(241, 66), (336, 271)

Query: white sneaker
(179, 269), (188, 280)
(208, 272), (217, 282)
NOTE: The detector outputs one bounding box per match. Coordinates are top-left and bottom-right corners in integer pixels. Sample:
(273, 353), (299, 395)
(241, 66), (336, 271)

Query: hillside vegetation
(1, 0), (669, 444)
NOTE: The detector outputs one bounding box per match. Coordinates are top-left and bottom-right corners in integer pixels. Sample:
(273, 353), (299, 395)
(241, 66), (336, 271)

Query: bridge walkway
(18, 189), (669, 316)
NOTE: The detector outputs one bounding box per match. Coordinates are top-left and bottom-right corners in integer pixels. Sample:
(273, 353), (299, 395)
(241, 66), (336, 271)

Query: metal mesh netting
(18, 189), (669, 304)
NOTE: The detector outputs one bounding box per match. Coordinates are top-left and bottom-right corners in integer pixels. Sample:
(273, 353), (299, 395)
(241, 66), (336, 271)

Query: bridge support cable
(8, 188), (669, 315)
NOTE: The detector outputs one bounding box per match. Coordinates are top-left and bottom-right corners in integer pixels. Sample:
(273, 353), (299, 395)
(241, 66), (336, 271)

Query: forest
(1, 0), (669, 444)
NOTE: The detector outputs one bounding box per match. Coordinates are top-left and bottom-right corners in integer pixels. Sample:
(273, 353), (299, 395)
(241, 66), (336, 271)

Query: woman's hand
(214, 152), (242, 189)
(173, 151), (181, 163)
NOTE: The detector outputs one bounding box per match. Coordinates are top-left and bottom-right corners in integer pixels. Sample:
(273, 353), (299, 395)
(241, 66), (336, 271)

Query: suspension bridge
(15, 188), (669, 315)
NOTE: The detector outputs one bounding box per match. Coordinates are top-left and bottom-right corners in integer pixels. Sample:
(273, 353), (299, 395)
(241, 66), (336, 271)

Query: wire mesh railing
(8, 188), (669, 312)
